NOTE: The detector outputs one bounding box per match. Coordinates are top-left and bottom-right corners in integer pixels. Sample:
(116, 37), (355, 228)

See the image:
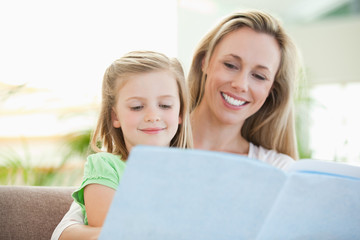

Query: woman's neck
(190, 107), (249, 155)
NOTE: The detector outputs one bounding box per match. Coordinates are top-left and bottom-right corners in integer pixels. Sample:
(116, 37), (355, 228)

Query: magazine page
(287, 159), (360, 179)
(256, 171), (360, 239)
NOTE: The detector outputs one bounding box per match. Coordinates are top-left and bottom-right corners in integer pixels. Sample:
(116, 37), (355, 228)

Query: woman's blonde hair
(91, 51), (193, 160)
(188, 10), (300, 159)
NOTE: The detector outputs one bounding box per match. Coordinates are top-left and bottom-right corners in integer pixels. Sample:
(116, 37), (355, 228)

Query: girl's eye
(224, 62), (238, 70)
(253, 73), (266, 81)
(130, 106), (143, 111)
(159, 104), (172, 109)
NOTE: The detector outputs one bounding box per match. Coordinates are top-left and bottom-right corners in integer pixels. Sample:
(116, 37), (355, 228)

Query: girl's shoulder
(87, 151), (124, 163)
(248, 142), (295, 170)
(85, 152), (126, 172)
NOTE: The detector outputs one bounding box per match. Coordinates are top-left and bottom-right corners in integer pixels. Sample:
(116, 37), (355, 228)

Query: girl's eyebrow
(227, 54), (271, 72)
(125, 95), (177, 101)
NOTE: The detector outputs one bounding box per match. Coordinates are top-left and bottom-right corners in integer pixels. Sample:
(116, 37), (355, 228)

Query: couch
(0, 185), (76, 240)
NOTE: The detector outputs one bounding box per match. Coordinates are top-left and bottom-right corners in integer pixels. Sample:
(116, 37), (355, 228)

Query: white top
(51, 143), (294, 240)
(51, 200), (84, 240)
(248, 142), (294, 170)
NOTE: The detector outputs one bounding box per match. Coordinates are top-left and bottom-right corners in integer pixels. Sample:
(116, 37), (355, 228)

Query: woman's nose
(231, 72), (249, 92)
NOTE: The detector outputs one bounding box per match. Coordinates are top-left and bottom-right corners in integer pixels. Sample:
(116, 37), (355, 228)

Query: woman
(188, 10), (299, 167)
(52, 9), (300, 240)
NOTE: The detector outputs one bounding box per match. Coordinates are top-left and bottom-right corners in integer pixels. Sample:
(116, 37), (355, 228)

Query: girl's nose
(144, 111), (160, 123)
(231, 72), (249, 92)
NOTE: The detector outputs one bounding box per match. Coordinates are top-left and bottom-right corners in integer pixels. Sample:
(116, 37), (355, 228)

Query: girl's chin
(139, 142), (170, 147)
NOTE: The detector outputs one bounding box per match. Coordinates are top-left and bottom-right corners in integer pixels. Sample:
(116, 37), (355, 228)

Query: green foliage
(0, 132), (92, 186)
(62, 129), (94, 163)
(0, 149), (81, 186)
(294, 69), (315, 159)
(0, 83), (26, 102)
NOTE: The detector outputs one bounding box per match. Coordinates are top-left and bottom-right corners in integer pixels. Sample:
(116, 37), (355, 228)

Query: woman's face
(201, 27), (280, 126)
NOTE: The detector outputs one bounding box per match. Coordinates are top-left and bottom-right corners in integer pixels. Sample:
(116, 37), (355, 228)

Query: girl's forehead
(117, 70), (175, 86)
(116, 70), (179, 98)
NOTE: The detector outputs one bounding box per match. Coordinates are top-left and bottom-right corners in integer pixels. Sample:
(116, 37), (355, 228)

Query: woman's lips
(221, 92), (247, 106)
(221, 92), (248, 109)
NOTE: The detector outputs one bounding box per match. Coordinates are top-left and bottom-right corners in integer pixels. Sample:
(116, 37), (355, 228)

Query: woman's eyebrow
(158, 94), (177, 99)
(228, 53), (241, 60)
(228, 54), (271, 71)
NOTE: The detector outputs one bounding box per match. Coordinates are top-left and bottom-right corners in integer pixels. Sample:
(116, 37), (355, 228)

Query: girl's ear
(111, 108), (121, 128)
(178, 115), (182, 124)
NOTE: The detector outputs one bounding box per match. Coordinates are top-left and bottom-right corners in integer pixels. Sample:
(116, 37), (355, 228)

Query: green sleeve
(72, 152), (126, 224)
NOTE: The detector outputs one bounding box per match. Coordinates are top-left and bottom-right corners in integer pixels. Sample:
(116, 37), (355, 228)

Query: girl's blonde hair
(188, 10), (300, 159)
(91, 51), (193, 160)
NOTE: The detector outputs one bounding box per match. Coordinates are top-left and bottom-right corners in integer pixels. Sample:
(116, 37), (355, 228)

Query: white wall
(288, 16), (360, 85)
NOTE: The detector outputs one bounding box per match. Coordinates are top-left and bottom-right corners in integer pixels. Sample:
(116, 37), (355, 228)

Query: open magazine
(100, 146), (360, 240)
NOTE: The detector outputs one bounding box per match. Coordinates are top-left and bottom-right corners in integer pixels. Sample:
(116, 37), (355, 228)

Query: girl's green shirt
(72, 152), (126, 225)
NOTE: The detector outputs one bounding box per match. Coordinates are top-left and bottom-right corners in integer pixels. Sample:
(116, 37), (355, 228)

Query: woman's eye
(130, 106), (143, 111)
(159, 104), (172, 109)
(224, 62), (238, 70)
(253, 73), (266, 80)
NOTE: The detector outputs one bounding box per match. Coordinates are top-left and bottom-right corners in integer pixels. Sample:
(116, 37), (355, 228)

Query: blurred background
(1, 0), (360, 186)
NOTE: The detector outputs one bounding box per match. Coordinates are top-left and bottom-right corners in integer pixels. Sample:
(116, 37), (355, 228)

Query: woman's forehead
(211, 27), (281, 73)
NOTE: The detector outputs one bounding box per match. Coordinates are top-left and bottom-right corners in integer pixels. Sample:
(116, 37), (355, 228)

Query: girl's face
(201, 27), (280, 126)
(112, 70), (181, 152)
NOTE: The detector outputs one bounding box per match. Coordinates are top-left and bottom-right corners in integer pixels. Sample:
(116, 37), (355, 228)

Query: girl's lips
(139, 128), (165, 134)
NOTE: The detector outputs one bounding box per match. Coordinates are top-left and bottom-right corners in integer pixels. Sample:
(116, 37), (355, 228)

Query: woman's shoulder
(248, 142), (295, 170)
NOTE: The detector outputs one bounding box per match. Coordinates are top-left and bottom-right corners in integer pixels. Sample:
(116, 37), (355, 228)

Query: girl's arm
(84, 183), (116, 227)
(54, 184), (115, 239)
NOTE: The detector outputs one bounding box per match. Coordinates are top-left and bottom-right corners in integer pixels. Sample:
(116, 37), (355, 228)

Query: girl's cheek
(122, 112), (140, 126)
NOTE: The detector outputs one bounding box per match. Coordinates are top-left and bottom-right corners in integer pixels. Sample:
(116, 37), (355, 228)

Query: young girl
(53, 50), (193, 239)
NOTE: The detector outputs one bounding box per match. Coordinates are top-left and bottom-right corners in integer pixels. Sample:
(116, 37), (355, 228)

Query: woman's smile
(221, 92), (248, 107)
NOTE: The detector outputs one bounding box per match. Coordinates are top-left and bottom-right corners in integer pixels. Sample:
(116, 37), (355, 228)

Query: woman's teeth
(222, 92), (246, 106)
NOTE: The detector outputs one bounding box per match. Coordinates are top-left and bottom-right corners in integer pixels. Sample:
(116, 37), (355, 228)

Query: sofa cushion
(0, 185), (75, 240)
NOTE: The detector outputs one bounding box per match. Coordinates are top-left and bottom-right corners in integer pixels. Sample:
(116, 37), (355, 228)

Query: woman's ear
(111, 108), (121, 128)
(268, 83), (275, 96)
(201, 56), (206, 73)
(178, 115), (182, 124)
(267, 86), (275, 103)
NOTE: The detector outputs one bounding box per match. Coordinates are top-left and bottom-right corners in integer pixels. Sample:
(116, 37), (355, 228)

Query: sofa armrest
(0, 185), (76, 240)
